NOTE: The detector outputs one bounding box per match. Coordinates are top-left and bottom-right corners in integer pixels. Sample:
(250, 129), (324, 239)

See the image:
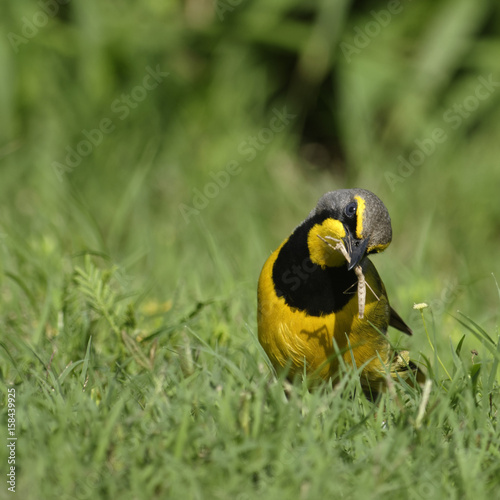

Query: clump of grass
(1, 254), (499, 499)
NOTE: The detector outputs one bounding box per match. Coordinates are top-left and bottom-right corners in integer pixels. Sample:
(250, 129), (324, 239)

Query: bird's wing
(389, 305), (413, 336)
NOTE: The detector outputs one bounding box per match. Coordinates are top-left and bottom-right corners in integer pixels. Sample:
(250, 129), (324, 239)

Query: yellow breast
(257, 242), (393, 387)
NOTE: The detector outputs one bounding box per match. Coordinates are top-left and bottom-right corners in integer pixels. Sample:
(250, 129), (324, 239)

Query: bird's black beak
(344, 232), (369, 271)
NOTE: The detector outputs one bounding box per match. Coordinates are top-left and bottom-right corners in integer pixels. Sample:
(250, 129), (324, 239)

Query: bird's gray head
(306, 188), (392, 269)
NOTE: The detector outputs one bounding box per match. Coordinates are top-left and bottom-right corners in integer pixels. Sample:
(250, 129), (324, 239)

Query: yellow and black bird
(257, 188), (423, 394)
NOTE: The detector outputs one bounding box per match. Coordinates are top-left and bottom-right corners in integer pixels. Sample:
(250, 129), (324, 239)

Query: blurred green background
(1, 0), (500, 498)
(2, 0), (500, 322)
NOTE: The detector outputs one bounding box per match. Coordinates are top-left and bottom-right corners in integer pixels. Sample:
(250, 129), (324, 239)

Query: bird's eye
(344, 202), (357, 218)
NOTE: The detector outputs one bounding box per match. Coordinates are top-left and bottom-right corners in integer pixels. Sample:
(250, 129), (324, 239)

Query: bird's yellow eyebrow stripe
(354, 195), (365, 239)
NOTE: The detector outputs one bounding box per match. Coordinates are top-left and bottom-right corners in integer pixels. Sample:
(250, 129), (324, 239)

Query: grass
(1, 0), (500, 499)
(2, 233), (499, 500)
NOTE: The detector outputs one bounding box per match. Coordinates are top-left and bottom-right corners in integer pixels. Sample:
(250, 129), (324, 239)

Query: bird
(257, 188), (424, 395)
